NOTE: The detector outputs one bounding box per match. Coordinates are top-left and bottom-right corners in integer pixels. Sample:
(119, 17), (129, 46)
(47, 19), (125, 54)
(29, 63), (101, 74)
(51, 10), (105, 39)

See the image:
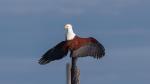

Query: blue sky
(0, 0), (150, 84)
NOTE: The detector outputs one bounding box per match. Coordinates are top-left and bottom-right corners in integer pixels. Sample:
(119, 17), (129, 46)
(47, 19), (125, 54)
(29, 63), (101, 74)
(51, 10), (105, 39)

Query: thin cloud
(101, 27), (150, 36)
(0, 0), (144, 15)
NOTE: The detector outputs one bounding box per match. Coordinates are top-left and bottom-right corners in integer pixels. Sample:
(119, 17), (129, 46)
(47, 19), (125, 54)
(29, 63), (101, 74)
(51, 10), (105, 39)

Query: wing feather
(38, 41), (68, 65)
(72, 38), (105, 59)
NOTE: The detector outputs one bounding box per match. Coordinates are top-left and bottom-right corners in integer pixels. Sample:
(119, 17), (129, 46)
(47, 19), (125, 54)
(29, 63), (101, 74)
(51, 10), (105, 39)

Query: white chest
(66, 33), (76, 40)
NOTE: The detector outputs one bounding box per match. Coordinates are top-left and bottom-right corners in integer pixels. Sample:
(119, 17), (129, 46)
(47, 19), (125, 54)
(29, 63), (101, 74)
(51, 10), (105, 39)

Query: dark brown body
(66, 36), (99, 56)
(67, 36), (97, 51)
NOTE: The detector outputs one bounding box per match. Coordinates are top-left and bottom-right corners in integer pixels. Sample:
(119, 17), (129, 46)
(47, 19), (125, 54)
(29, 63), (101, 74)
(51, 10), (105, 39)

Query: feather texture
(39, 41), (68, 65)
(72, 37), (105, 59)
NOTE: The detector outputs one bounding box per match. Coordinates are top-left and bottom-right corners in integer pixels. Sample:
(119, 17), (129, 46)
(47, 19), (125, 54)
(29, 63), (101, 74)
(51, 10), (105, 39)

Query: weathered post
(71, 57), (80, 84)
(66, 58), (80, 84)
(66, 63), (71, 84)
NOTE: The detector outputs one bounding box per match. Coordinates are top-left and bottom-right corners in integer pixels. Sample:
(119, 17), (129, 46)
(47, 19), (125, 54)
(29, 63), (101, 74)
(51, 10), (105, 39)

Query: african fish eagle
(39, 24), (105, 64)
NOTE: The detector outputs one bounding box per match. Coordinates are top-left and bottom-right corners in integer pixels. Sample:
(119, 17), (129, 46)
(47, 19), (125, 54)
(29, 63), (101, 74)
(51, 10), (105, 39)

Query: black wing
(39, 41), (68, 65)
(72, 38), (105, 59)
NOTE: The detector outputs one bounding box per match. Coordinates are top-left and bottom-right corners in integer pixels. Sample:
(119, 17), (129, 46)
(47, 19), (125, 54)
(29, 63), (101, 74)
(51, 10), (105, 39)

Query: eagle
(39, 24), (105, 65)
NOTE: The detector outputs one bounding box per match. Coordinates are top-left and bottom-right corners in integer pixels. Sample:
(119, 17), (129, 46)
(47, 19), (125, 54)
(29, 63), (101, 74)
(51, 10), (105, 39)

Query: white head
(64, 24), (73, 30)
(64, 24), (76, 40)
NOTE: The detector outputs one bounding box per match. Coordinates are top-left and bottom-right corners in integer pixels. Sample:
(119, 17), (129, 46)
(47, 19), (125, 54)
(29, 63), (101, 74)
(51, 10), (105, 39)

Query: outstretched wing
(72, 37), (105, 59)
(39, 41), (68, 65)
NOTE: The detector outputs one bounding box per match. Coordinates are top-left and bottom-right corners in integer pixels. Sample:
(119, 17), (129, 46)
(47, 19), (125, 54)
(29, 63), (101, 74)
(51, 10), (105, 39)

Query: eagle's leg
(71, 57), (80, 84)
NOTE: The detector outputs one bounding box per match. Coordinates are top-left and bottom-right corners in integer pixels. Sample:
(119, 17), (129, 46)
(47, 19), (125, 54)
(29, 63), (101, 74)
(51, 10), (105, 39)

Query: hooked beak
(64, 25), (68, 30)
